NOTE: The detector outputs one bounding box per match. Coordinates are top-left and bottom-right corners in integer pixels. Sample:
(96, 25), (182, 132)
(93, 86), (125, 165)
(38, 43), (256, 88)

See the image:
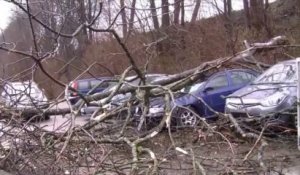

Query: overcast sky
(0, 0), (277, 30)
(0, 1), (14, 30)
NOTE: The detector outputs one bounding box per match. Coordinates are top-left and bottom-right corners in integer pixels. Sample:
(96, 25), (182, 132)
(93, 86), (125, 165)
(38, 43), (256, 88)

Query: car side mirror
(204, 87), (214, 93)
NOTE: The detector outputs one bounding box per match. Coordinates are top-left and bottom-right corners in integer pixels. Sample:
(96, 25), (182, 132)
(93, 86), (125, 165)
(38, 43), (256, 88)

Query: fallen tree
(2, 35), (288, 119)
(0, 1), (299, 174)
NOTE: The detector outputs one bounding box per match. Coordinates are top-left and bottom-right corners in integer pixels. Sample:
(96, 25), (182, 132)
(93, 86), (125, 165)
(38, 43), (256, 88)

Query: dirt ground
(2, 108), (300, 174)
(132, 128), (300, 175)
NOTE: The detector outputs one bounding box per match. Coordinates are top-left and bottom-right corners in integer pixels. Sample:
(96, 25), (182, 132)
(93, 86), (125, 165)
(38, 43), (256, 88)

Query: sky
(0, 0), (277, 30)
(0, 1), (14, 30)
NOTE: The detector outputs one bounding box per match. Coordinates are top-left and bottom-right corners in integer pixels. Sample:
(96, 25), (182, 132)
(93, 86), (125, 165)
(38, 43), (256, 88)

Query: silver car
(225, 60), (297, 122)
(81, 74), (168, 115)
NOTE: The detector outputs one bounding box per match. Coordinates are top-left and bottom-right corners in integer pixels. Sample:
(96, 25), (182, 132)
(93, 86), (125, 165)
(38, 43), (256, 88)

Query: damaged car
(225, 59), (297, 125)
(81, 74), (169, 116)
(135, 69), (259, 127)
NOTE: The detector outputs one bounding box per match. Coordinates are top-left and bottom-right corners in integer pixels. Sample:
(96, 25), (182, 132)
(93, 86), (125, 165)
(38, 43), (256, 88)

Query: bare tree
(223, 0), (235, 54)
(243, 0), (251, 28)
(223, 0), (232, 17)
(128, 0), (136, 33)
(181, 0), (185, 26)
(265, 0), (269, 9)
(263, 0), (272, 37)
(174, 0), (181, 25)
(250, 0), (264, 30)
(150, 0), (160, 30)
(161, 0), (170, 28)
(191, 0), (201, 23)
(120, 0), (128, 37)
(87, 0), (94, 41)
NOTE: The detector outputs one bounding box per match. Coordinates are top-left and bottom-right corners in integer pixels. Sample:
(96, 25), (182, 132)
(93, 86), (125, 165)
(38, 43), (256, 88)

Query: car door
(228, 70), (257, 93)
(203, 73), (231, 115)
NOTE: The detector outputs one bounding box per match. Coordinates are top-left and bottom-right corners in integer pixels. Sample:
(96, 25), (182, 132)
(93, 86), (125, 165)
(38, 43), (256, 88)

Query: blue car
(67, 77), (114, 105)
(137, 69), (259, 127)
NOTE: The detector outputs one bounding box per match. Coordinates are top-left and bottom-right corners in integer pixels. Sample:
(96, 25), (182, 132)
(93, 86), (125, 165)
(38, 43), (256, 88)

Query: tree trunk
(150, 0), (159, 30)
(224, 0), (227, 15)
(265, 0), (269, 9)
(243, 0), (251, 28)
(120, 0), (127, 37)
(77, 0), (87, 37)
(191, 0), (201, 23)
(227, 0), (232, 17)
(224, 0), (235, 55)
(108, 0), (112, 25)
(76, 0), (89, 49)
(250, 0), (264, 30)
(224, 0), (232, 17)
(161, 0), (170, 28)
(180, 0), (186, 60)
(174, 0), (181, 25)
(128, 0), (136, 32)
(181, 0), (185, 26)
(263, 0), (272, 37)
(87, 0), (93, 41)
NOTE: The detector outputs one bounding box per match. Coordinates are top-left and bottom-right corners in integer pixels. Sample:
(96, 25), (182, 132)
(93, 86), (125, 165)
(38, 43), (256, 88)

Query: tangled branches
(0, 1), (299, 174)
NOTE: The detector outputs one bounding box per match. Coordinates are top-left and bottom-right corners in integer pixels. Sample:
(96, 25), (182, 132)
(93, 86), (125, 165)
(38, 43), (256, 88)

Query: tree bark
(87, 0), (93, 41)
(181, 0), (185, 26)
(128, 0), (136, 32)
(263, 0), (272, 37)
(161, 0), (170, 28)
(223, 0), (232, 17)
(150, 0), (159, 30)
(77, 0), (88, 44)
(174, 0), (181, 25)
(265, 0), (269, 9)
(224, 0), (227, 15)
(108, 0), (112, 25)
(227, 0), (232, 17)
(250, 0), (264, 30)
(120, 0), (128, 37)
(223, 0), (234, 54)
(191, 0), (201, 23)
(243, 0), (251, 28)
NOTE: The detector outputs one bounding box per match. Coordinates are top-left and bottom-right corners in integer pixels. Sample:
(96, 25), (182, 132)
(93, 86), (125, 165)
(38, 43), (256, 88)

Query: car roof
(3, 81), (41, 92)
(208, 68), (257, 77)
(225, 68), (258, 74)
(75, 77), (114, 82)
(279, 59), (295, 64)
(6, 81), (37, 86)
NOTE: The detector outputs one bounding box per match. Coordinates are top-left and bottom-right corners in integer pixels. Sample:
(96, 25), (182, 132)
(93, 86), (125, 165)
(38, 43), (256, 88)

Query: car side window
(230, 71), (256, 85)
(205, 75), (228, 90)
(91, 80), (109, 89)
(78, 81), (89, 90)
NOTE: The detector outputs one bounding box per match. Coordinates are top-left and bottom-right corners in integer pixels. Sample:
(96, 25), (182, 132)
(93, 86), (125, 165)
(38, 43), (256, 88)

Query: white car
(1, 81), (49, 119)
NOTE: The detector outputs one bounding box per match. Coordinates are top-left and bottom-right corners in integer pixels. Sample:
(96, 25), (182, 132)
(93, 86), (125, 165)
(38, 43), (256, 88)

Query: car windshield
(182, 82), (204, 93)
(253, 62), (296, 84)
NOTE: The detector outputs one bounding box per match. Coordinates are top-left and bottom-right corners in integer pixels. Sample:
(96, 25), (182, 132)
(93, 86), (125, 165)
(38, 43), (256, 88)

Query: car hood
(227, 83), (296, 104)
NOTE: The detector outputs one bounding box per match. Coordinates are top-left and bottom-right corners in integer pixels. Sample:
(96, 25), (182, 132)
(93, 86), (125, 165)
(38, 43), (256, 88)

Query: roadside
(34, 101), (89, 133)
